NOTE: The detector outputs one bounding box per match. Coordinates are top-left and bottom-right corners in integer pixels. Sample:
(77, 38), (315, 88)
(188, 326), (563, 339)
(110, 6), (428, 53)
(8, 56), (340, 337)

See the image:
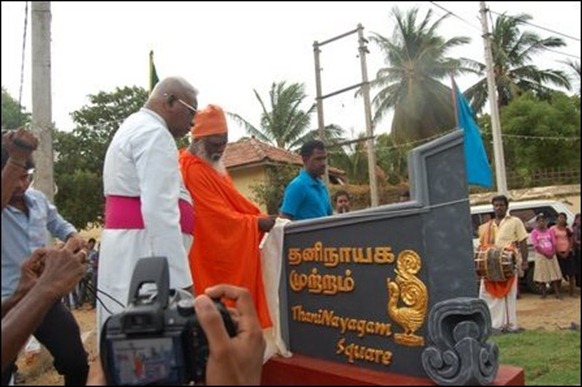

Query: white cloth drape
(260, 218), (292, 362)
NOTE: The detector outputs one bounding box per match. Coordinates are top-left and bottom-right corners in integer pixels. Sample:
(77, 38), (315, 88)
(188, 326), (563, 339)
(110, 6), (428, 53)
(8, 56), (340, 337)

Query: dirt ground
(13, 285), (581, 385)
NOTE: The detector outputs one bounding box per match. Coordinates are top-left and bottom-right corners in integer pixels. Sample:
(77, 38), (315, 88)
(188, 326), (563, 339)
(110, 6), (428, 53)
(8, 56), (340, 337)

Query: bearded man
(178, 104), (275, 329)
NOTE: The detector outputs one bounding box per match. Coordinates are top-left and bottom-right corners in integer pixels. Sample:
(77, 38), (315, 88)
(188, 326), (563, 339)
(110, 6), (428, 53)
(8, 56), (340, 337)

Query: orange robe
(178, 150), (272, 328)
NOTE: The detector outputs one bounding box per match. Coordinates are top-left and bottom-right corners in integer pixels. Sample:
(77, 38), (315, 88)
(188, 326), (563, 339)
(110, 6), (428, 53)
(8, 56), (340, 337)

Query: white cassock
(97, 108), (193, 340)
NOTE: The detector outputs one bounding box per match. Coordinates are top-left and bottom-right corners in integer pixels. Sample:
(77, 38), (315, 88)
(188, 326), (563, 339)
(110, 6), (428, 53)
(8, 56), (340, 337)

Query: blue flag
(454, 81), (493, 188)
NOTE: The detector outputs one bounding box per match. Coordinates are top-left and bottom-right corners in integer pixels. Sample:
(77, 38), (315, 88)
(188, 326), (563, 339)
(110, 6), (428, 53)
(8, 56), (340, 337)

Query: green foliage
(1, 86), (31, 129)
(54, 86), (148, 228)
(327, 133), (371, 185)
(490, 329), (580, 385)
(473, 92), (579, 190)
(66, 86), (148, 172)
(249, 164), (298, 214)
(476, 113), (493, 159)
(54, 169), (102, 230)
(375, 133), (411, 185)
(499, 91), (580, 174)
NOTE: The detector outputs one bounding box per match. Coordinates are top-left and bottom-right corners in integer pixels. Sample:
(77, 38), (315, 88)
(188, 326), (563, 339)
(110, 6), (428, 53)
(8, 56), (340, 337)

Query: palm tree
(327, 132), (371, 184)
(228, 81), (343, 151)
(561, 59), (580, 95)
(366, 7), (476, 143)
(563, 60), (581, 79)
(465, 13), (571, 113)
(375, 133), (411, 185)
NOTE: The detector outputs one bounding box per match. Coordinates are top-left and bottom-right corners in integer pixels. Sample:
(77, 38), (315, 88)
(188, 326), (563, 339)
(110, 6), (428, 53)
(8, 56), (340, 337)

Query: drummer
(477, 194), (529, 334)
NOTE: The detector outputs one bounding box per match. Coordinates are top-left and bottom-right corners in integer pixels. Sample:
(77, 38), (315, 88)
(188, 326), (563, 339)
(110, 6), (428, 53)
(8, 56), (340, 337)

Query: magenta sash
(104, 195), (194, 234)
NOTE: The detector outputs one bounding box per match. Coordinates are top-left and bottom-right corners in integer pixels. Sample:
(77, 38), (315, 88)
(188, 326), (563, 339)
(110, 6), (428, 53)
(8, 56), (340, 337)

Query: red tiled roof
(223, 137), (345, 176)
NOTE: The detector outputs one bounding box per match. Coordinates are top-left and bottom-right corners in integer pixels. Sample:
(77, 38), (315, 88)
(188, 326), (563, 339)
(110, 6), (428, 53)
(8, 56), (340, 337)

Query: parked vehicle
(470, 199), (575, 293)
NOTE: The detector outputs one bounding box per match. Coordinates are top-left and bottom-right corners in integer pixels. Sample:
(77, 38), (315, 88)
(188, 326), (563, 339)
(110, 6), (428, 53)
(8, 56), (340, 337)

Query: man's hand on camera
(195, 284), (265, 386)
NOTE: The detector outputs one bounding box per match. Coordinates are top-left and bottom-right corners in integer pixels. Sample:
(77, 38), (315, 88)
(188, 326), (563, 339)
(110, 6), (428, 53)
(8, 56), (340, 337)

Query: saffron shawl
(179, 150), (272, 328)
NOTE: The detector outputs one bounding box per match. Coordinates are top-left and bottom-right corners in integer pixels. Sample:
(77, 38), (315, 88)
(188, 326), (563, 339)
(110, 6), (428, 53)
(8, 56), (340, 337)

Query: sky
(2, 1), (580, 143)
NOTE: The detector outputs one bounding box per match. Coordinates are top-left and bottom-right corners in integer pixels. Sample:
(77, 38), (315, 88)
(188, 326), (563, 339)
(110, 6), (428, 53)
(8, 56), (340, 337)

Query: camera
(100, 256), (236, 385)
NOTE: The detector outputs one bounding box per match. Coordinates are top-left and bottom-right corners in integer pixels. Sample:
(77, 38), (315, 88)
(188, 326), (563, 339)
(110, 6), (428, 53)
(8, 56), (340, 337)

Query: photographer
(2, 128), (89, 385)
(88, 284), (266, 386)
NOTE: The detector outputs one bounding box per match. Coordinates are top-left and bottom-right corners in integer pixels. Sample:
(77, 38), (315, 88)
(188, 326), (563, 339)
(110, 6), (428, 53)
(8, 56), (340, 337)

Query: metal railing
(507, 167), (580, 190)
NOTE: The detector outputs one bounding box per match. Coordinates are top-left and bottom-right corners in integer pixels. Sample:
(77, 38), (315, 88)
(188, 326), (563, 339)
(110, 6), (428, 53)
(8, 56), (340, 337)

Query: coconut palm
(366, 6), (476, 143)
(228, 81), (343, 151)
(563, 59), (581, 79)
(327, 132), (371, 184)
(561, 59), (580, 95)
(464, 13), (571, 113)
(375, 133), (412, 185)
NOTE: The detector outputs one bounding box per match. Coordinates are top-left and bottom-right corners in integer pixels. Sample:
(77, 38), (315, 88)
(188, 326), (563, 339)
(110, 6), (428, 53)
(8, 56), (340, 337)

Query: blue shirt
(280, 169), (333, 220)
(87, 249), (99, 274)
(2, 188), (77, 297)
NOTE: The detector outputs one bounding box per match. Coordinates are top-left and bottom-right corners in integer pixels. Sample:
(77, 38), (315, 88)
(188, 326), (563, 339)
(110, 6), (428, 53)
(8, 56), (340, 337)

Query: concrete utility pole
(357, 24), (379, 207)
(313, 41), (329, 186)
(31, 1), (54, 201)
(313, 25), (379, 207)
(479, 1), (508, 195)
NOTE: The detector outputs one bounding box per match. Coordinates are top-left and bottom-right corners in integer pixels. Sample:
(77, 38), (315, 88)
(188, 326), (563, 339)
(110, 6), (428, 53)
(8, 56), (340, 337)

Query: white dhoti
(479, 277), (518, 330)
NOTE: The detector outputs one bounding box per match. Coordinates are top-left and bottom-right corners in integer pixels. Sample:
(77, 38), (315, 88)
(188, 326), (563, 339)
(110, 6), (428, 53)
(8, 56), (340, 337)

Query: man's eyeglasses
(175, 98), (198, 116)
(164, 93), (197, 116)
(25, 168), (34, 184)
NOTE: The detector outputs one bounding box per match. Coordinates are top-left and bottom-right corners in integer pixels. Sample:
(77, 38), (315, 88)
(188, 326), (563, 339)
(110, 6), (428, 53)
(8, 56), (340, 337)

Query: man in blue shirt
(280, 140), (333, 220)
(1, 138), (89, 385)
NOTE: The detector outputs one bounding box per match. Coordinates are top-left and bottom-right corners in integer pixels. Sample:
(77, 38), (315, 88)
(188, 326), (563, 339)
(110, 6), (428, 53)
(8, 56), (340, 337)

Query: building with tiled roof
(223, 137), (346, 211)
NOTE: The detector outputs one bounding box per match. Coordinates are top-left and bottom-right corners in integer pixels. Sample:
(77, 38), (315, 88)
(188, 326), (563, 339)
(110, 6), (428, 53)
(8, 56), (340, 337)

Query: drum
(474, 246), (517, 282)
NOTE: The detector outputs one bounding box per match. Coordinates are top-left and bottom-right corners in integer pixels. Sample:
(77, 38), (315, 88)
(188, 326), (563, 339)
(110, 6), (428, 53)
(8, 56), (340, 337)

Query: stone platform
(261, 354), (524, 386)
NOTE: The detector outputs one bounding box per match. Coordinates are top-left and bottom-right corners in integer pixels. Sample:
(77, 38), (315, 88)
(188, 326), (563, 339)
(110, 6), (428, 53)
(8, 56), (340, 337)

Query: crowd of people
(2, 75), (580, 385)
(1, 78), (270, 386)
(476, 194), (580, 335)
